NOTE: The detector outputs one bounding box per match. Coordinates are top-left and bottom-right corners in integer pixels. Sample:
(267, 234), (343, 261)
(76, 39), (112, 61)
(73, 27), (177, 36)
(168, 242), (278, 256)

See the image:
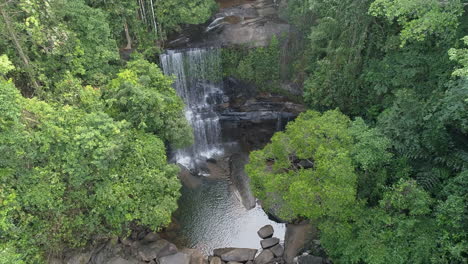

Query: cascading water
(160, 48), (226, 170)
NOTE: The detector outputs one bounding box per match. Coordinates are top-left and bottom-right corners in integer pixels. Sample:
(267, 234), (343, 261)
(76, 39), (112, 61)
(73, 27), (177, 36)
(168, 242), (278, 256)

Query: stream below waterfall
(160, 48), (286, 255)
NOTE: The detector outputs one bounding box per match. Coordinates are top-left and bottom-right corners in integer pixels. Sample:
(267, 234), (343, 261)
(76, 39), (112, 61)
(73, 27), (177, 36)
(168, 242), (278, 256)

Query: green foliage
(246, 110), (356, 221)
(0, 55), (14, 75)
(247, 109), (394, 221)
(449, 35), (468, 77)
(222, 37), (281, 92)
(302, 0), (373, 116)
(105, 58), (193, 148)
(0, 80), (182, 260)
(434, 170), (468, 263)
(320, 179), (438, 264)
(369, 0), (464, 46)
(155, 0), (217, 34)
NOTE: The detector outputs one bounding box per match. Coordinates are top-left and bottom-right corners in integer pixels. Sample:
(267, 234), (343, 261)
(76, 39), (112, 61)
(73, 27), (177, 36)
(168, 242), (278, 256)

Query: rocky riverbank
(55, 224), (329, 264)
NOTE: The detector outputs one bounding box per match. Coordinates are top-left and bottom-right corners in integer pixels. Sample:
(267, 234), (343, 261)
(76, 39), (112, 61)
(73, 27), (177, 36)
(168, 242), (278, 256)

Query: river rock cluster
(58, 224), (328, 264)
(207, 225), (284, 264)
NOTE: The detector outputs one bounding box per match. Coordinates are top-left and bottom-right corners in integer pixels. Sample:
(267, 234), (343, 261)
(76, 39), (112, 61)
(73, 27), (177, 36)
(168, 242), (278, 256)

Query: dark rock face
(166, 0), (290, 49)
(254, 249), (275, 264)
(257, 225), (274, 239)
(261, 237), (280, 249)
(213, 248), (257, 262)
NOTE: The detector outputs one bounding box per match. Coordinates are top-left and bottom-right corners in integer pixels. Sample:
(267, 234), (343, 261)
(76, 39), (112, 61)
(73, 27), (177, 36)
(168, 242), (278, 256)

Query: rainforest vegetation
(248, 0), (468, 263)
(0, 0), (467, 263)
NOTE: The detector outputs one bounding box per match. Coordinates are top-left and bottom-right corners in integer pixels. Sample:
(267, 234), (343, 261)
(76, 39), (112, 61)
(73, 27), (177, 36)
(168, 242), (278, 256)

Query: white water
(160, 48), (226, 170)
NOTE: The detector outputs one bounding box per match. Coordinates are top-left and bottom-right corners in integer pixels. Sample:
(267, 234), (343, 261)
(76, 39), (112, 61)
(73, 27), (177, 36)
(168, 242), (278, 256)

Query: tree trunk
(124, 21), (132, 50)
(0, 3), (40, 92)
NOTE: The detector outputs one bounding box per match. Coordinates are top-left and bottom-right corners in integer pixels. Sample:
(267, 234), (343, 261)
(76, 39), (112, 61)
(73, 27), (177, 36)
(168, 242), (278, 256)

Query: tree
(105, 58), (193, 148)
(0, 54), (14, 76)
(369, 0), (464, 46)
(320, 179), (438, 264)
(246, 110), (393, 221)
(0, 0), (119, 93)
(0, 79), (182, 261)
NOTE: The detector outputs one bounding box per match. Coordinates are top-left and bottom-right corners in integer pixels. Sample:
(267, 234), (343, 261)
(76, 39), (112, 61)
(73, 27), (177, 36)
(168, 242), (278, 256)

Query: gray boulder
(181, 248), (208, 264)
(270, 244), (284, 257)
(213, 248), (257, 262)
(66, 252), (92, 264)
(104, 257), (141, 264)
(294, 255), (324, 264)
(141, 232), (160, 244)
(158, 252), (190, 264)
(257, 225), (274, 239)
(209, 256), (223, 264)
(254, 249), (274, 264)
(260, 237), (279, 249)
(137, 239), (177, 261)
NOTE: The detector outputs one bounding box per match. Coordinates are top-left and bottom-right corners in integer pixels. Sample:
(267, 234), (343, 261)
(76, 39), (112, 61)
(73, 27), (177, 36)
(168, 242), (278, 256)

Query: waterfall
(160, 48), (226, 170)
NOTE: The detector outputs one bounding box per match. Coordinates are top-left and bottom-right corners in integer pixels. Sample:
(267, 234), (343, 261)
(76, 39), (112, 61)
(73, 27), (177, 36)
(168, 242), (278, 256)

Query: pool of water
(171, 175), (285, 255)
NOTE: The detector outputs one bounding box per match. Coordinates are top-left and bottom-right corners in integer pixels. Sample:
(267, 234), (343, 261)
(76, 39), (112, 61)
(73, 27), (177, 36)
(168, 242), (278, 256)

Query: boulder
(67, 252), (92, 264)
(260, 237), (279, 249)
(120, 237), (133, 246)
(254, 249), (274, 264)
(158, 242), (178, 258)
(257, 225), (274, 239)
(213, 248), (257, 262)
(209, 256), (223, 264)
(294, 255), (324, 264)
(270, 244), (284, 257)
(284, 222), (317, 264)
(181, 248), (208, 264)
(158, 252), (190, 264)
(104, 257), (141, 264)
(137, 239), (177, 262)
(141, 232), (160, 244)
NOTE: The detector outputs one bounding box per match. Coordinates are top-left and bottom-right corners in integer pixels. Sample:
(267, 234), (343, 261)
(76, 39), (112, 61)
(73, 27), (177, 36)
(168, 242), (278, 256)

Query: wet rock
(254, 249), (274, 264)
(294, 255), (324, 264)
(270, 244), (284, 257)
(137, 239), (177, 262)
(209, 256), (223, 264)
(229, 153), (256, 209)
(178, 165), (202, 189)
(261, 237), (279, 249)
(158, 252), (190, 264)
(213, 248), (257, 262)
(257, 225), (274, 239)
